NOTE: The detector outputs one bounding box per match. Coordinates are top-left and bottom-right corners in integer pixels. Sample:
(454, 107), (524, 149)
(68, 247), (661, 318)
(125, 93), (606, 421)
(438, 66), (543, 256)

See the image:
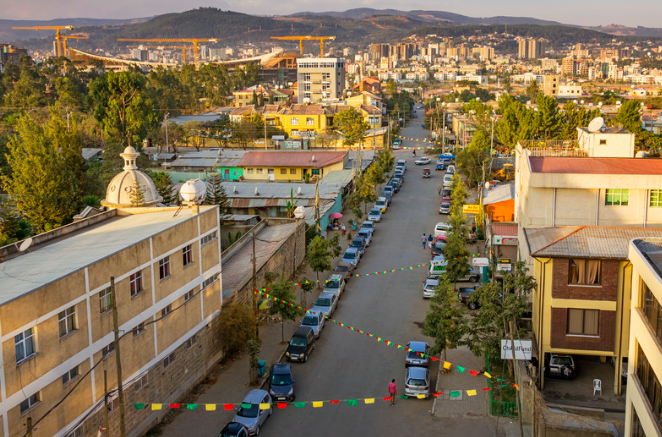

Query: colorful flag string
(395, 135), (454, 147)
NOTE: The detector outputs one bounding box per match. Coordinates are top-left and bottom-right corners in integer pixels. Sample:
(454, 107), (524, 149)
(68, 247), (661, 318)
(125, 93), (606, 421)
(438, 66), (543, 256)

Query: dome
(101, 146), (163, 208)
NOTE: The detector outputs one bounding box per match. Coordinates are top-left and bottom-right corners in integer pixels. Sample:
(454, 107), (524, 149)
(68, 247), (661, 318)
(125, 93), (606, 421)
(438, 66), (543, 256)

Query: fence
(486, 351), (519, 418)
(518, 140), (587, 157)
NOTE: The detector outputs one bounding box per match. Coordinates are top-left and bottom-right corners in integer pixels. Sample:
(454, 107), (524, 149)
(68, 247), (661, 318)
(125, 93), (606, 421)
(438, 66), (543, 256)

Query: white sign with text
(500, 339), (532, 360)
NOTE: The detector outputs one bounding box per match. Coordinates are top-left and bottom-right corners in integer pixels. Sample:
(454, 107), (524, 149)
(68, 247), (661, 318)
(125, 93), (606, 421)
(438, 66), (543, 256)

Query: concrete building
(577, 126), (635, 158)
(625, 237), (662, 437)
(237, 151), (348, 181)
(519, 38), (546, 59)
(557, 84), (584, 98)
(542, 75), (560, 97)
(297, 57), (346, 102)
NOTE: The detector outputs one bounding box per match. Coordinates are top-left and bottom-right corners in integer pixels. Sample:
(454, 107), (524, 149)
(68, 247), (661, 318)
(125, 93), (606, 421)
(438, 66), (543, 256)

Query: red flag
(470, 370), (479, 376)
(383, 397), (391, 402)
(482, 388), (492, 392)
(433, 392), (443, 397)
(223, 404), (234, 410)
(169, 403), (180, 408)
(330, 400), (339, 404)
(277, 403), (287, 409)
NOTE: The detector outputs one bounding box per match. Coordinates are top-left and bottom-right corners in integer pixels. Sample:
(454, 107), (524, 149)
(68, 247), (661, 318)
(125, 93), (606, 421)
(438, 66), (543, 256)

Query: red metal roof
(237, 151), (346, 169)
(529, 157), (662, 175)
(492, 223), (518, 236)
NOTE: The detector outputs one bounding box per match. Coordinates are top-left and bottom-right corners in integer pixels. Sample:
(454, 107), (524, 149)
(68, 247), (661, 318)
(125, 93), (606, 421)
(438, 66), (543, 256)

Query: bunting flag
(133, 386), (519, 411)
(394, 134), (455, 147)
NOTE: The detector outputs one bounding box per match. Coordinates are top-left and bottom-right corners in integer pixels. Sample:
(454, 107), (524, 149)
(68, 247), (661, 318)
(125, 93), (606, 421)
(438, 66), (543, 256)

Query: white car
(323, 273), (346, 298)
(443, 173), (454, 187)
(368, 208), (382, 223)
(415, 157), (431, 165)
(434, 222), (452, 237)
(423, 279), (439, 299)
(447, 165), (456, 174)
(341, 248), (361, 267)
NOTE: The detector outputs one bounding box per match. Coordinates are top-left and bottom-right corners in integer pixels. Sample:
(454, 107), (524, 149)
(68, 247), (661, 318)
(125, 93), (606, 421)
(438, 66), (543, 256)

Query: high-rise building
(562, 57), (576, 76)
(518, 39), (528, 59)
(297, 57), (346, 102)
(519, 38), (546, 59)
(370, 43), (389, 61)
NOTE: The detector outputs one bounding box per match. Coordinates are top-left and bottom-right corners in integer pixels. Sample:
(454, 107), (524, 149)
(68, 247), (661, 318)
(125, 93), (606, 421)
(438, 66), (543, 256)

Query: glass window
(163, 352), (175, 369)
(59, 306), (76, 338)
(567, 309), (599, 335)
(159, 257), (170, 280)
(290, 168), (297, 175)
(605, 189), (629, 206)
(201, 231), (217, 246)
(99, 287), (112, 314)
(134, 374), (148, 391)
(102, 342), (115, 359)
(641, 284), (662, 344)
(133, 322), (145, 337)
(184, 289), (195, 302)
(651, 190), (662, 208)
(636, 344), (662, 427)
(130, 271), (143, 297)
(62, 365), (79, 385)
(307, 118), (315, 126)
(20, 392), (40, 414)
(161, 304), (172, 318)
(280, 168), (287, 175)
(15, 328), (36, 363)
(256, 168), (263, 174)
(247, 168), (254, 174)
(291, 118), (299, 126)
(568, 259), (601, 285)
(268, 169), (274, 174)
(182, 244), (193, 267)
(202, 273), (219, 289)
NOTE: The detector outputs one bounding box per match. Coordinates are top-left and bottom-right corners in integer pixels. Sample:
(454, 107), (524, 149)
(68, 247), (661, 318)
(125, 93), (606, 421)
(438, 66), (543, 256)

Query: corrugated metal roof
(529, 157), (662, 175)
(237, 151), (346, 169)
(525, 226), (662, 259)
(170, 158), (218, 168)
(222, 181), (341, 199)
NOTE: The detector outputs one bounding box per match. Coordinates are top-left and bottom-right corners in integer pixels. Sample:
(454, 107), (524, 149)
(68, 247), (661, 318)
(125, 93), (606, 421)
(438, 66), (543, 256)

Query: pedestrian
(421, 234), (427, 249)
(428, 234), (433, 245)
(388, 379), (397, 406)
(471, 224), (476, 234)
(341, 224), (346, 236)
(438, 186), (442, 196)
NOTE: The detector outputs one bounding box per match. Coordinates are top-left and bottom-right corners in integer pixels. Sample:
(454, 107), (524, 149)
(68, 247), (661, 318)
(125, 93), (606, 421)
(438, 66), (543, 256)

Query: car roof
(406, 366), (428, 378)
(362, 220), (374, 225)
(317, 292), (335, 299)
(243, 389), (269, 403)
(408, 341), (429, 351)
(344, 247), (359, 254)
(369, 208), (381, 213)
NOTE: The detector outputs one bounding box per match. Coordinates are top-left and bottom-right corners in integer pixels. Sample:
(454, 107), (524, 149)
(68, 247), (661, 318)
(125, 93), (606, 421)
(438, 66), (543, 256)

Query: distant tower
(101, 146), (163, 208)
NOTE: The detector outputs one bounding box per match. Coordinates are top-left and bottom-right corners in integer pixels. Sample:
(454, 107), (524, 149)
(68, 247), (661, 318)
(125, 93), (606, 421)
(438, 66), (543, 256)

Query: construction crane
(127, 45), (191, 64)
(117, 38), (217, 69)
(12, 25), (73, 57)
(61, 35), (88, 57)
(270, 35), (336, 57)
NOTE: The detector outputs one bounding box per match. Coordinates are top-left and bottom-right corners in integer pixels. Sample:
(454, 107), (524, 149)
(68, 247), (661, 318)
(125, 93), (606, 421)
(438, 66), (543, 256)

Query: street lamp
(164, 113), (170, 153)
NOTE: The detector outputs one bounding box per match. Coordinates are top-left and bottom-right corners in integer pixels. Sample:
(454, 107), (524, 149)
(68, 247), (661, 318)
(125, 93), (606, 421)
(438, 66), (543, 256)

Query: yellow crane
(270, 35), (336, 57)
(61, 35), (88, 56)
(127, 45), (191, 64)
(117, 38), (217, 69)
(12, 25), (73, 57)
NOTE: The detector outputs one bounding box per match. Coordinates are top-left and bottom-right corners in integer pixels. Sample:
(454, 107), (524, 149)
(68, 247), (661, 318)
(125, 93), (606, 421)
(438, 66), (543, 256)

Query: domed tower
(101, 146), (163, 208)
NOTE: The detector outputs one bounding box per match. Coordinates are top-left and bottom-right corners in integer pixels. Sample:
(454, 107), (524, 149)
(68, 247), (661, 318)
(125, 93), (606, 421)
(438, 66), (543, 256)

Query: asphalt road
(259, 117), (504, 436)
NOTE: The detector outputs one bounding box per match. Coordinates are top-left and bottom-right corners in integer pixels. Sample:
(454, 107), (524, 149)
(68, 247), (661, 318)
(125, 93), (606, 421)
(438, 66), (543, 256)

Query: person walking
(388, 379), (397, 406)
(438, 186), (442, 196)
(341, 224), (346, 236)
(428, 234), (433, 248)
(421, 234), (427, 249)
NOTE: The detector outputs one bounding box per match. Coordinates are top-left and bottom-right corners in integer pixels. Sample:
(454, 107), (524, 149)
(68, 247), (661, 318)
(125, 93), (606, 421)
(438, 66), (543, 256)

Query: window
(290, 169), (297, 175)
(247, 168), (254, 174)
(62, 365), (79, 385)
(159, 257), (170, 280)
(201, 231), (217, 246)
(99, 287), (112, 314)
(291, 118), (299, 126)
(130, 271), (143, 297)
(161, 304), (172, 318)
(184, 289), (195, 302)
(599, 139), (607, 145)
(636, 344), (662, 427)
(256, 168), (263, 174)
(163, 352), (175, 369)
(605, 189), (629, 206)
(642, 284), (662, 344)
(267, 169), (274, 174)
(187, 335), (197, 348)
(202, 273), (219, 289)
(58, 306), (76, 338)
(133, 322), (145, 337)
(306, 118), (314, 126)
(102, 342), (115, 359)
(568, 259), (601, 285)
(20, 392), (40, 414)
(134, 374), (148, 391)
(280, 168), (287, 175)
(182, 245), (193, 267)
(567, 309), (599, 335)
(71, 426), (84, 437)
(651, 190), (662, 208)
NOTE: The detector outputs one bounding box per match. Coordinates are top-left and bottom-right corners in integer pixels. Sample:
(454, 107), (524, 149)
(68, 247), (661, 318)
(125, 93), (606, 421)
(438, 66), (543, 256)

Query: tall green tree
(334, 107), (369, 149)
(205, 173), (229, 214)
(615, 99), (642, 134)
(421, 278), (467, 363)
(305, 235), (334, 285)
(151, 172), (177, 205)
(268, 276), (304, 343)
(525, 80), (540, 102)
(129, 179), (146, 207)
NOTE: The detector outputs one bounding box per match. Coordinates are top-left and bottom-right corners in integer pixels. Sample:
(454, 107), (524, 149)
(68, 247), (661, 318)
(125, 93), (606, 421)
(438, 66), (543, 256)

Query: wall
(486, 199), (515, 222)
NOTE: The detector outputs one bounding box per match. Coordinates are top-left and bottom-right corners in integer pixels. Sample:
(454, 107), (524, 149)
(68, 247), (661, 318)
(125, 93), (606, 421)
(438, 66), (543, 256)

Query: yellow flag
(467, 390), (477, 397)
(259, 403), (271, 410)
(313, 401), (323, 408)
(364, 398), (375, 404)
(205, 404), (216, 411)
(443, 361), (452, 369)
(152, 404), (162, 410)
(417, 394), (426, 399)
(484, 372), (491, 379)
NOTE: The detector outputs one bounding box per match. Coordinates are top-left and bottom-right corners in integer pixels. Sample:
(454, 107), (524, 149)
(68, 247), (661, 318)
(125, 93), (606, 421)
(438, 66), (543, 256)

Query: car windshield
(302, 316), (318, 326)
(362, 223), (373, 229)
(326, 280), (341, 289)
(350, 240), (362, 248)
(370, 209), (380, 214)
(358, 232), (369, 238)
(407, 350), (425, 358)
(407, 378), (426, 387)
(315, 298), (331, 306)
(344, 251), (356, 260)
(237, 404), (259, 418)
(553, 356), (574, 366)
(271, 373), (292, 386)
(335, 265), (348, 272)
(290, 337), (307, 347)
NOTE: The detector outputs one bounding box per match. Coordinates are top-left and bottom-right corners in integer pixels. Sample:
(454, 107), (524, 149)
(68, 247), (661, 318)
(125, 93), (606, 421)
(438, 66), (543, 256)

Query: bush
(217, 302), (255, 358)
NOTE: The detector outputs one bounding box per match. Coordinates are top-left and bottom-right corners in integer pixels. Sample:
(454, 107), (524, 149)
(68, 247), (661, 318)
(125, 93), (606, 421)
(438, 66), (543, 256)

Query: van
(428, 260), (447, 277)
(285, 326), (316, 362)
(443, 173), (454, 187)
(396, 160), (407, 172)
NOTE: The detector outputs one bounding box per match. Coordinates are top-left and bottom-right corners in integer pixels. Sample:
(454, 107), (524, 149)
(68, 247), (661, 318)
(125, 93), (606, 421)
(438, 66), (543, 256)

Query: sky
(4, 0), (662, 28)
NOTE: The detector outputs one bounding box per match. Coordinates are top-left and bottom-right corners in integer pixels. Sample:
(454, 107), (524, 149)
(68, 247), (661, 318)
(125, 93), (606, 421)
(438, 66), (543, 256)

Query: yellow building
(625, 238), (662, 437)
(237, 151), (348, 181)
(0, 150), (222, 437)
(276, 104), (335, 139)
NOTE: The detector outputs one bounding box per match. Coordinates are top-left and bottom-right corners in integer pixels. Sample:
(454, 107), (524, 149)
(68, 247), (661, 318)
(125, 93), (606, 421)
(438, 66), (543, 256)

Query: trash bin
(352, 222), (357, 231)
(257, 360), (266, 377)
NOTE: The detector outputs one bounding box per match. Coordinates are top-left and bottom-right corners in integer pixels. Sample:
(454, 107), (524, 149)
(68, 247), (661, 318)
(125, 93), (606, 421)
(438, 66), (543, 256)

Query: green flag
(347, 399), (358, 406)
(450, 391), (461, 398)
(295, 402), (306, 408)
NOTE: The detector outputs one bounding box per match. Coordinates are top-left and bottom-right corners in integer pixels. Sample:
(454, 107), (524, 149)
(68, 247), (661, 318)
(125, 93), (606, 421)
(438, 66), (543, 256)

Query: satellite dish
(18, 238), (33, 252)
(588, 117), (605, 133)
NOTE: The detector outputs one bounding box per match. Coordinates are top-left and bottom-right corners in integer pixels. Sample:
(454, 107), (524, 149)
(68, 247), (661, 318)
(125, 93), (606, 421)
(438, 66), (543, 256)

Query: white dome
(101, 146), (163, 208)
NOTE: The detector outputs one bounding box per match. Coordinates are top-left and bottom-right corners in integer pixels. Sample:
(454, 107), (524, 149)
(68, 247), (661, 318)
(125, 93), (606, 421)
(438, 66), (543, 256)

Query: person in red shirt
(388, 379), (397, 406)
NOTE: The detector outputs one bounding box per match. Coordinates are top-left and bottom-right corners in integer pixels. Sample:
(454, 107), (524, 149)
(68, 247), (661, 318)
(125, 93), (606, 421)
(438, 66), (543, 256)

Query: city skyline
(3, 0), (662, 28)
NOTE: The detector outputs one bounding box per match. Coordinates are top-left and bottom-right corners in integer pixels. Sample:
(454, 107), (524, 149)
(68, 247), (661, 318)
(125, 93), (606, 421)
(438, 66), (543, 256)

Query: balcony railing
(519, 140), (586, 157)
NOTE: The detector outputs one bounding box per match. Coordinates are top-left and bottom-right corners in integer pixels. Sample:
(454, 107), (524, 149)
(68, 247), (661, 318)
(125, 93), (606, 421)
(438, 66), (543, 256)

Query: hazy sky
(5, 0), (662, 28)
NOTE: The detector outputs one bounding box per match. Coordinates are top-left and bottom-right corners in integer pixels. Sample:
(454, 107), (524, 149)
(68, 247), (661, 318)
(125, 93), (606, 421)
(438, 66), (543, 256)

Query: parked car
(341, 247), (361, 267)
(300, 311), (325, 338)
(428, 259), (448, 277)
(388, 179), (399, 193)
(218, 422), (249, 437)
(380, 190), (393, 205)
(349, 236), (367, 257)
(436, 160), (445, 171)
(404, 366), (430, 399)
(269, 363), (296, 401)
(232, 389), (272, 435)
(440, 152), (455, 160)
(442, 188), (452, 198)
(439, 202), (451, 214)
(434, 222), (452, 237)
(368, 208), (383, 223)
(443, 173), (454, 187)
(423, 278), (439, 299)
(430, 239), (446, 257)
(375, 197), (388, 212)
(383, 186), (395, 197)
(334, 261), (355, 281)
(357, 229), (372, 247)
(392, 176), (403, 188)
(310, 292), (338, 317)
(394, 169), (404, 179)
(434, 267), (481, 283)
(396, 160), (407, 172)
(447, 165), (456, 174)
(360, 220), (375, 234)
(545, 354), (577, 379)
(285, 326), (316, 362)
(405, 341), (431, 367)
(415, 157), (432, 165)
(458, 286), (480, 309)
(323, 273), (346, 298)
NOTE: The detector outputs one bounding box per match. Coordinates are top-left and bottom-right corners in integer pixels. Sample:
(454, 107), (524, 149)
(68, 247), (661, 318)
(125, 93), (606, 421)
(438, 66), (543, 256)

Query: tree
(305, 235), (333, 285)
(205, 173), (229, 214)
(354, 174), (378, 214)
(285, 188), (298, 218)
(299, 277), (315, 307)
(443, 174), (471, 284)
(184, 120), (205, 151)
(247, 338), (261, 385)
(615, 99), (642, 134)
(421, 278), (467, 364)
(152, 172), (177, 205)
(334, 107), (369, 149)
(217, 301), (255, 357)
(268, 276), (304, 342)
(129, 179), (146, 207)
(456, 131), (490, 187)
(366, 163), (385, 192)
(525, 79), (540, 102)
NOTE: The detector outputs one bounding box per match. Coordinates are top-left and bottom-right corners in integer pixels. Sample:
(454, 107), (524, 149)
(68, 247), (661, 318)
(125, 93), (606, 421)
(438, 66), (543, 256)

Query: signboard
(498, 258), (511, 264)
(472, 257), (490, 267)
(497, 263), (512, 272)
(462, 204), (481, 214)
(284, 141), (302, 149)
(272, 135), (285, 141)
(493, 235), (518, 245)
(501, 339), (532, 360)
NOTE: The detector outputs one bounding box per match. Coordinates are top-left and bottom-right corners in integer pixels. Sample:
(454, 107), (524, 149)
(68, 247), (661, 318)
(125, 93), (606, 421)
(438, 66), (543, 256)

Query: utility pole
(264, 109), (268, 151)
(110, 277), (127, 437)
(315, 179), (320, 235)
(252, 230), (259, 339)
(509, 319), (525, 437)
(372, 118), (376, 151)
(164, 113), (170, 154)
(26, 417), (33, 437)
(103, 371), (110, 437)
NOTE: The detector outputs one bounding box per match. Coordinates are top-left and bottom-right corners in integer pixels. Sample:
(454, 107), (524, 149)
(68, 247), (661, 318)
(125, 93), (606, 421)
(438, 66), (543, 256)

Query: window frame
(58, 306), (77, 338)
(62, 365), (79, 386)
(567, 308), (600, 336)
(291, 117), (299, 126)
(182, 244), (193, 267)
(20, 392), (41, 415)
(163, 352), (175, 369)
(15, 328), (36, 364)
(605, 188), (629, 206)
(133, 322), (145, 337)
(290, 168), (297, 175)
(159, 256), (170, 280)
(280, 168), (287, 175)
(102, 342), (115, 359)
(130, 271), (143, 297)
(134, 374), (148, 391)
(201, 231), (218, 246)
(651, 190), (662, 208)
(184, 289), (195, 302)
(161, 304), (172, 318)
(99, 287), (112, 314)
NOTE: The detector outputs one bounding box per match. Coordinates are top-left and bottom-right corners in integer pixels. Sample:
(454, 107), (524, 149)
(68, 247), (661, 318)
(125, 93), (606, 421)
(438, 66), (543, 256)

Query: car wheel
(304, 355), (308, 363)
(470, 276), (478, 283)
(269, 407), (273, 416)
(468, 302), (477, 310)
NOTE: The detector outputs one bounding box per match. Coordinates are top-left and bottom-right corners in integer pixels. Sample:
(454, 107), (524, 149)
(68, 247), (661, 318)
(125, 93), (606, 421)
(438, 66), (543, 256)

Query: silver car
(232, 389), (272, 435)
(323, 274), (346, 298)
(423, 279), (439, 299)
(341, 247), (361, 267)
(357, 229), (372, 247)
(300, 312), (325, 338)
(310, 292), (337, 317)
(405, 341), (430, 367)
(404, 366), (430, 399)
(368, 208), (382, 223)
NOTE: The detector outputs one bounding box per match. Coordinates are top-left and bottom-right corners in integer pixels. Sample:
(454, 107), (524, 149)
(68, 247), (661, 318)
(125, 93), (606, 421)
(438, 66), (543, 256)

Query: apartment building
(0, 149), (222, 437)
(237, 151), (347, 181)
(625, 238), (662, 437)
(542, 75), (560, 97)
(297, 57), (346, 102)
(518, 38), (546, 59)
